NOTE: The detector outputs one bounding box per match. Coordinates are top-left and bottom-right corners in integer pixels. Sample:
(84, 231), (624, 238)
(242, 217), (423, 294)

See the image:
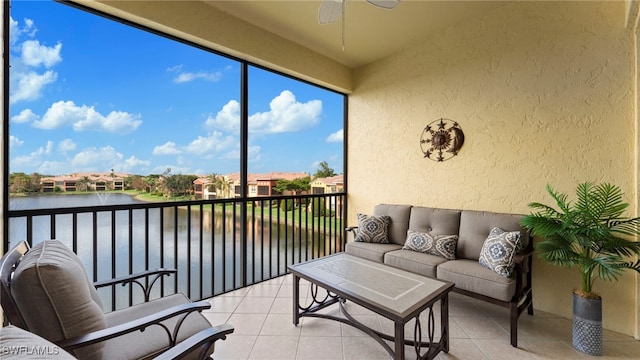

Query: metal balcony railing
(6, 193), (345, 311)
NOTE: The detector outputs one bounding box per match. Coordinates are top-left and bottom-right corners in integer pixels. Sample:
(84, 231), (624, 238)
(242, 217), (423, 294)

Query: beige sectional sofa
(345, 204), (534, 347)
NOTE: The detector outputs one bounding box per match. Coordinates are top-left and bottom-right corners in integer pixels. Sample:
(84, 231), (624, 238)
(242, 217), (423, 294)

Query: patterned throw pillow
(479, 227), (522, 277)
(402, 230), (458, 260)
(354, 213), (391, 243)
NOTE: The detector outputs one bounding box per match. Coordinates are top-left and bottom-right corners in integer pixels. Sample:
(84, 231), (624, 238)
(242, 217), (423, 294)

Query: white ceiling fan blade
(366, 0), (400, 10)
(318, 0), (344, 24)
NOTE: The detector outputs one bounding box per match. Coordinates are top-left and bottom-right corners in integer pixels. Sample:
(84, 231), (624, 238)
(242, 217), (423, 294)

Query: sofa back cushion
(372, 204), (412, 245)
(409, 206), (461, 235)
(458, 210), (529, 260)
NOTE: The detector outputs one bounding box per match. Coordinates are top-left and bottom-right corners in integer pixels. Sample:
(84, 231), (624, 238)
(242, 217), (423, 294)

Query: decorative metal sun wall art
(420, 118), (465, 162)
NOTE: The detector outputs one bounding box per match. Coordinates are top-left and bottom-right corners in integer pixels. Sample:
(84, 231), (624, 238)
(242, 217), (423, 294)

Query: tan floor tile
(296, 336), (343, 359)
(235, 297), (275, 314)
(248, 335), (299, 360)
(473, 339), (538, 360)
(601, 339), (640, 359)
(341, 314), (382, 337)
(435, 338), (488, 360)
(300, 316), (342, 337)
(209, 295), (245, 313)
(259, 313), (302, 336)
(227, 313), (267, 335)
(342, 336), (390, 360)
(213, 334), (257, 360)
(271, 297), (296, 314)
(246, 284), (282, 297)
(221, 287), (251, 297)
(203, 276), (635, 360)
(453, 316), (508, 339)
(518, 340), (587, 359)
(202, 311), (232, 326)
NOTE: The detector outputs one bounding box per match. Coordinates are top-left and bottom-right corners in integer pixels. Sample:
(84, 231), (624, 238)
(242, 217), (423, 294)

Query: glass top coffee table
(288, 253), (454, 360)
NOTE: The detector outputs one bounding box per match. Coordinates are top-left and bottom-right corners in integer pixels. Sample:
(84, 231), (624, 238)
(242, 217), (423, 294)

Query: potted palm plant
(521, 182), (640, 356)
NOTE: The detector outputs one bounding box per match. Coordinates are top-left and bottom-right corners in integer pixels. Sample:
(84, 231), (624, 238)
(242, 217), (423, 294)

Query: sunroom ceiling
(204, 1), (507, 68)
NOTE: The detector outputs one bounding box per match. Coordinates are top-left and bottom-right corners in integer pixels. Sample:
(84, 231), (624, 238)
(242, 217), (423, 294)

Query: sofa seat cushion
(384, 249), (448, 278)
(437, 259), (516, 302)
(104, 293), (212, 360)
(345, 242), (402, 263)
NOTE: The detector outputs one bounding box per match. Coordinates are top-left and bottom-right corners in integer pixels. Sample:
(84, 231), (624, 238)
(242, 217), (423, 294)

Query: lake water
(8, 193), (334, 308)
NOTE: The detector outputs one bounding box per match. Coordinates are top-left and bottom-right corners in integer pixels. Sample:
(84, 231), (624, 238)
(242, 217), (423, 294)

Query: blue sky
(8, 1), (344, 176)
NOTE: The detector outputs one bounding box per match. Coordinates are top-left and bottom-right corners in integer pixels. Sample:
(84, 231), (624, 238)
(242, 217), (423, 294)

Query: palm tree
(207, 173), (231, 199)
(76, 176), (92, 192)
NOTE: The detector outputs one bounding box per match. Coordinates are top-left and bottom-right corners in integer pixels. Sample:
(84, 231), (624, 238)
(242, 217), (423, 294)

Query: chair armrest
(94, 268), (177, 301)
(345, 226), (358, 232)
(57, 300), (211, 350)
(153, 324), (235, 360)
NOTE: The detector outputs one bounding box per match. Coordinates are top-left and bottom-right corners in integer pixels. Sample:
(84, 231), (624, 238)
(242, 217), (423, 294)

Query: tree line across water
(9, 161), (339, 200)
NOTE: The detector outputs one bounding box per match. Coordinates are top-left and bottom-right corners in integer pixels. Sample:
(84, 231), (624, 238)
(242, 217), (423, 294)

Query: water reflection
(8, 194), (338, 310)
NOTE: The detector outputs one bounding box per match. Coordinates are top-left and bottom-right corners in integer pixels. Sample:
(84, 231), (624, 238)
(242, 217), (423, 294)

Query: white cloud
(58, 139), (76, 153)
(205, 91), (322, 135)
(38, 161), (66, 175)
(9, 17), (60, 105)
(9, 16), (36, 46)
(71, 146), (121, 168)
(205, 100), (240, 132)
(10, 70), (57, 104)
(173, 71), (223, 83)
(11, 108), (39, 123)
(326, 129), (343, 143)
(120, 156), (151, 173)
(184, 131), (236, 157)
(11, 140), (53, 169)
(249, 90), (322, 134)
(166, 64), (183, 72)
(153, 141), (182, 155)
(21, 40), (62, 68)
(33, 100), (142, 134)
(9, 135), (23, 149)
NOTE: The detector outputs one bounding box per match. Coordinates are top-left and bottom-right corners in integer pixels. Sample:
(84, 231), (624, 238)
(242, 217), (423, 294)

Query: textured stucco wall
(349, 1), (638, 336)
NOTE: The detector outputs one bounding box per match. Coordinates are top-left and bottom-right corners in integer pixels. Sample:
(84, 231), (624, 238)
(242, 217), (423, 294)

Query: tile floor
(201, 274), (639, 360)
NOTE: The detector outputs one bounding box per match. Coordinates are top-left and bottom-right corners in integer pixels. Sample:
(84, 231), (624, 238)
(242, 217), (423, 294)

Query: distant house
(39, 172), (127, 192)
(197, 172), (309, 198)
(310, 175), (344, 194)
(310, 175), (344, 212)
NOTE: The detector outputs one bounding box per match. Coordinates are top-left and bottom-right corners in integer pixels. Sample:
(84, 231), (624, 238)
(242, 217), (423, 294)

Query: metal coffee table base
(293, 279), (449, 360)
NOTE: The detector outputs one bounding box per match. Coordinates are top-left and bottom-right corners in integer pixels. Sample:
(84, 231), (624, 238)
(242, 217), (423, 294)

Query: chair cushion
(402, 230), (458, 260)
(103, 293), (213, 360)
(11, 240), (106, 359)
(354, 213), (391, 243)
(0, 325), (76, 359)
